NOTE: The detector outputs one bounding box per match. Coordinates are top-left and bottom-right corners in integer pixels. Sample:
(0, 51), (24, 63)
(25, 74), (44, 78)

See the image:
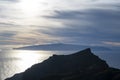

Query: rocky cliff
(5, 48), (120, 80)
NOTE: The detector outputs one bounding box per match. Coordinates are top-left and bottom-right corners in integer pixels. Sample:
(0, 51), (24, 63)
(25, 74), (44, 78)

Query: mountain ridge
(5, 48), (120, 80)
(13, 43), (111, 51)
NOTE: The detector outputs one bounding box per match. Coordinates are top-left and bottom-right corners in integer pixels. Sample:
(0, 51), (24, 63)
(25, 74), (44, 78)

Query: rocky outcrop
(5, 48), (120, 80)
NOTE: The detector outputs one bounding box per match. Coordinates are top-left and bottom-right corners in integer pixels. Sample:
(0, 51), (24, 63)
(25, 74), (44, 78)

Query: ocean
(0, 50), (120, 80)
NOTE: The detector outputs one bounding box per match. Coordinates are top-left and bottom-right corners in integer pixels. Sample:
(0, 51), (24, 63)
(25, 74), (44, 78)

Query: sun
(18, 0), (40, 17)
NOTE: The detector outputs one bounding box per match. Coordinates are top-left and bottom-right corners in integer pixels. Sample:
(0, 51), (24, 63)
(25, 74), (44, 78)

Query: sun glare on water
(16, 50), (40, 69)
(14, 50), (51, 72)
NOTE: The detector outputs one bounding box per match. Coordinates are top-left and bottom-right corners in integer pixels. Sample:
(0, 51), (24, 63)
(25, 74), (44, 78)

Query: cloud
(103, 41), (120, 46)
(0, 22), (18, 26)
(0, 0), (18, 2)
(44, 6), (120, 46)
(0, 0), (120, 48)
(0, 31), (17, 46)
(0, 32), (16, 37)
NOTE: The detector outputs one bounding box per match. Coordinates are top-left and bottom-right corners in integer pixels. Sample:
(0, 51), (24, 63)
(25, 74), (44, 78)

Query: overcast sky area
(0, 0), (120, 49)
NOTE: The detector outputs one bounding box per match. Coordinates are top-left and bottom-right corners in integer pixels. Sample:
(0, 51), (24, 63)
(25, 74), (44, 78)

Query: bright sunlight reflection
(14, 50), (51, 72)
(16, 50), (41, 70)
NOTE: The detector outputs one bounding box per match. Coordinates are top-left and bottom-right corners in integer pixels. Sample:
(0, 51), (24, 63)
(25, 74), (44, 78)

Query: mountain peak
(71, 48), (92, 56)
(80, 48), (91, 53)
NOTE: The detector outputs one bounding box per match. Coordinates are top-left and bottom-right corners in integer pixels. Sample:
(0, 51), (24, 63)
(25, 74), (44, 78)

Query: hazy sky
(0, 0), (120, 49)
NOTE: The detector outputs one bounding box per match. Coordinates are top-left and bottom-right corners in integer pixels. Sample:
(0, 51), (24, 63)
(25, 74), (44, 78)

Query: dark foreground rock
(5, 48), (120, 80)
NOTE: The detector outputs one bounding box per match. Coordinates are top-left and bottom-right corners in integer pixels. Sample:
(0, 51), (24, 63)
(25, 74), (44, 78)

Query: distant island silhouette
(6, 48), (120, 80)
(14, 43), (111, 51)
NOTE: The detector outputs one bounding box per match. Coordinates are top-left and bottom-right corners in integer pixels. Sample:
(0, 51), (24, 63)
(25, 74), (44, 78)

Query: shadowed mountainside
(6, 48), (120, 80)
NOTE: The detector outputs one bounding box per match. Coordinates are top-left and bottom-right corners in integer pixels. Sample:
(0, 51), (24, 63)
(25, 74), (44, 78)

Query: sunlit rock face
(5, 48), (120, 80)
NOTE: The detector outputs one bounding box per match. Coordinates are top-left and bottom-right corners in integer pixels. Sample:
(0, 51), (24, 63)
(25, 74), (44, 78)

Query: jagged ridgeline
(6, 48), (120, 80)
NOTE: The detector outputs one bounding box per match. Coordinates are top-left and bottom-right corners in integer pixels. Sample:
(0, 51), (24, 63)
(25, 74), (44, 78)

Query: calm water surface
(0, 50), (120, 80)
(0, 50), (73, 80)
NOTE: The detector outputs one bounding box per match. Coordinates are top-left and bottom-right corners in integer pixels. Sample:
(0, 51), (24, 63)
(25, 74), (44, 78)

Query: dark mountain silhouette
(14, 43), (111, 51)
(6, 48), (120, 80)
